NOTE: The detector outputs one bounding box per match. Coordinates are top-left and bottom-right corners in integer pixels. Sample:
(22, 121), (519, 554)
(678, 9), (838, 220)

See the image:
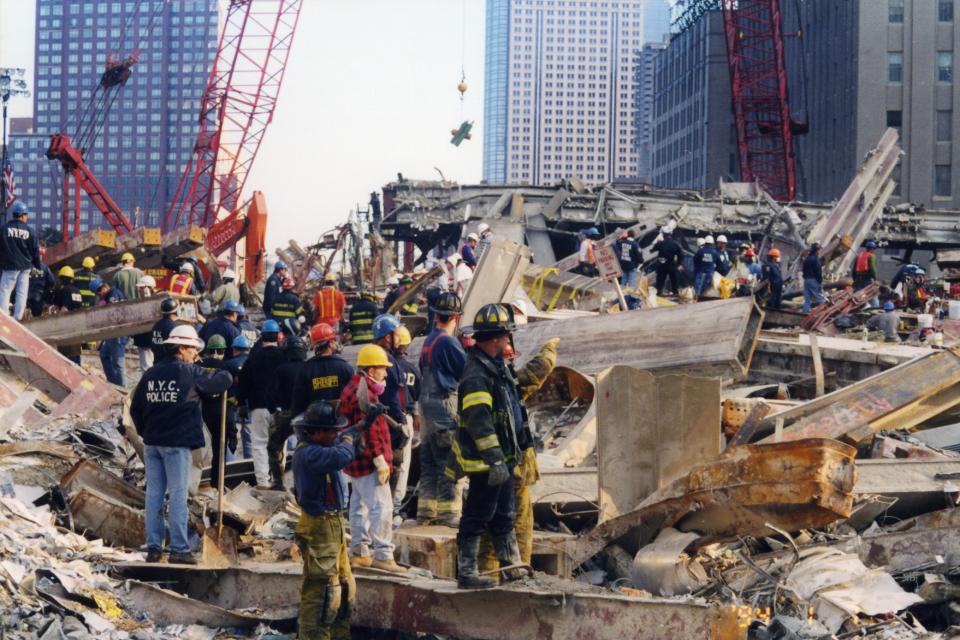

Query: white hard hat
(446, 253), (462, 266)
(222, 268), (236, 280)
(697, 238), (706, 247)
(163, 324), (204, 348)
(387, 275), (400, 286)
(704, 235), (715, 244)
(467, 232), (479, 242)
(137, 275), (156, 288)
(511, 298), (527, 316)
(477, 223), (490, 235)
(179, 262), (195, 274)
(716, 234), (728, 243)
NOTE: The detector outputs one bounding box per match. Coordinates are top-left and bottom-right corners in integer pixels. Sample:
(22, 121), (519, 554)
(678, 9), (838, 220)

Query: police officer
(653, 227), (683, 295)
(130, 324), (232, 564)
(291, 323), (355, 417)
(347, 291), (379, 345)
(199, 299), (242, 354)
(74, 256), (98, 307)
(263, 261), (287, 318)
(292, 401), (357, 639)
(0, 201), (43, 320)
(417, 291), (466, 526)
(266, 334), (309, 488)
(151, 298), (180, 363)
(451, 304), (528, 589)
(270, 277), (302, 323)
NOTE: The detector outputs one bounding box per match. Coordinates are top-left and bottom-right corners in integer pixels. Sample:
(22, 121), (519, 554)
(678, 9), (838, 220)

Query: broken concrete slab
(460, 238), (533, 328)
(855, 458), (960, 518)
(573, 439), (856, 565)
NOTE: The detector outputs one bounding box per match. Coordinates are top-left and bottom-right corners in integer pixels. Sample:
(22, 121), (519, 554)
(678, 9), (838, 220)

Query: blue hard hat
(274, 261), (287, 272)
(883, 301), (895, 311)
(865, 240), (877, 249)
(89, 277), (104, 292)
(232, 334), (252, 350)
(236, 304), (247, 316)
(587, 226), (601, 238)
(372, 313), (401, 340)
(223, 300), (243, 314)
(9, 201), (30, 216)
(262, 319), (280, 334)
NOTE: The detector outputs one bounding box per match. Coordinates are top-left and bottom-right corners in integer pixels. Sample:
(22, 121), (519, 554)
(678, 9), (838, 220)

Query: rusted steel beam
(573, 439), (856, 565)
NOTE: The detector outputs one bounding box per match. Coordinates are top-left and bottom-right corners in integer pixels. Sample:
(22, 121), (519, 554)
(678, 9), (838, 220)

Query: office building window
(889, 0), (904, 22)
(935, 165), (952, 196)
(937, 110), (953, 141)
(940, 0), (954, 21)
(886, 110), (902, 128)
(888, 52), (903, 82)
(938, 51), (953, 82)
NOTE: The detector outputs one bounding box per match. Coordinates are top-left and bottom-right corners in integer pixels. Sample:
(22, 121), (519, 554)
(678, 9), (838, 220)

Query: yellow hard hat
(58, 265), (75, 279)
(395, 325), (412, 347)
(82, 256), (95, 269)
(121, 252), (135, 263)
(356, 344), (393, 368)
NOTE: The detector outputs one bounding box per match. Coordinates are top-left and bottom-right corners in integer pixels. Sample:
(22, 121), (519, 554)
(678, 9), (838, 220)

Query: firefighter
(292, 401), (357, 639)
(398, 276), (419, 315)
(382, 276), (401, 313)
(74, 256), (98, 307)
(52, 266), (84, 364)
(417, 291), (465, 526)
(270, 277), (302, 322)
(291, 323), (355, 418)
(451, 304), (528, 589)
(312, 273), (347, 330)
(347, 291), (379, 345)
(169, 262), (197, 296)
(263, 260), (287, 318)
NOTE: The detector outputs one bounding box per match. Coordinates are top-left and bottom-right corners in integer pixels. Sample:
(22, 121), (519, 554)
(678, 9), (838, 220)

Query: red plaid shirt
(339, 373), (393, 477)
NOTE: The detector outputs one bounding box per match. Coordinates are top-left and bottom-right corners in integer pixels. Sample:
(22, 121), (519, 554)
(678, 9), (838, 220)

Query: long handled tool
(200, 393), (238, 567)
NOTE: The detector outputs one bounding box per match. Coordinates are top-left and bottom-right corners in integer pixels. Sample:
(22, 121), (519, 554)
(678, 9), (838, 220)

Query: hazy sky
(0, 0), (487, 251)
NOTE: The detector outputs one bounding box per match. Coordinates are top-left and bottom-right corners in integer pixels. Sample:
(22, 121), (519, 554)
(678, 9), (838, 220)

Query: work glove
(487, 460), (510, 487)
(338, 426), (363, 453)
(373, 455), (390, 486)
(542, 337), (561, 351)
(434, 429), (454, 449)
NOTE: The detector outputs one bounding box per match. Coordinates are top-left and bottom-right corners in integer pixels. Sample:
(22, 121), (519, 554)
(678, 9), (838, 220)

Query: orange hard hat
(767, 248), (781, 258)
(310, 323), (337, 346)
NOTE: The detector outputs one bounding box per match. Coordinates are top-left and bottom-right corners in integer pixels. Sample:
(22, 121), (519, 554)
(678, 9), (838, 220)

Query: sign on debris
(595, 244), (622, 280)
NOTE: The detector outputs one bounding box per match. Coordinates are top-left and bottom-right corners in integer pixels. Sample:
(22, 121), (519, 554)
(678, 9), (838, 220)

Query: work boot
(434, 513), (460, 528)
(457, 535), (495, 589)
(371, 558), (407, 574)
(416, 496), (437, 525)
(268, 453), (284, 490)
(144, 548), (163, 563)
(350, 554), (373, 569)
(168, 551), (198, 565)
(492, 531), (526, 582)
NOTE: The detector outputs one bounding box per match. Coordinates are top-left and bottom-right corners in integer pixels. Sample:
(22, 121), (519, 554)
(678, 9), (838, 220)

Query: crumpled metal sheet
(630, 527), (708, 596)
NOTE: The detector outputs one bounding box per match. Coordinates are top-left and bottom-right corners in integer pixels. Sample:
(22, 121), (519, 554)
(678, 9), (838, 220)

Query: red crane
(721, 0), (805, 202)
(164, 0), (303, 283)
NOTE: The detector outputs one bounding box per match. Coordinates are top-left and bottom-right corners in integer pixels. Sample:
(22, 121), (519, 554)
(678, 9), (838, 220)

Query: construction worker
(0, 201), (42, 321)
(266, 334), (309, 489)
(802, 242), (826, 313)
(132, 275), (159, 373)
(417, 291), (465, 526)
(339, 344), (405, 573)
(312, 273), (347, 330)
(169, 262), (197, 296)
(291, 322), (355, 418)
(451, 304), (528, 589)
(292, 401), (357, 639)
(391, 325), (420, 526)
(91, 278), (128, 386)
(461, 232), (480, 269)
(263, 261), (288, 318)
(199, 299), (242, 354)
(73, 257), (98, 307)
(113, 252), (145, 300)
(131, 324), (231, 564)
(398, 276), (418, 315)
(853, 240), (880, 307)
(382, 276), (402, 313)
(270, 277), (302, 322)
(715, 235), (732, 277)
(26, 260), (55, 318)
(445, 253), (473, 297)
(477, 223), (493, 259)
(576, 227), (601, 277)
(347, 291), (379, 345)
(52, 266), (84, 364)
(236, 319), (287, 487)
(653, 227), (682, 295)
(151, 298), (180, 363)
(614, 230), (641, 289)
(760, 248), (784, 310)
(867, 301), (901, 342)
(211, 268), (240, 311)
(732, 248), (759, 296)
(693, 235), (720, 298)
(235, 305), (259, 347)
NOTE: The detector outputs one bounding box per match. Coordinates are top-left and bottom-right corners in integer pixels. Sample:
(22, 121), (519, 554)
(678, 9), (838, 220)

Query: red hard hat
(310, 322), (337, 346)
(744, 248), (756, 257)
(282, 277), (295, 289)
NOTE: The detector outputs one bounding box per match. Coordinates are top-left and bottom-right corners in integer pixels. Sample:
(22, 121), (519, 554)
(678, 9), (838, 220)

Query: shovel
(200, 392), (239, 567)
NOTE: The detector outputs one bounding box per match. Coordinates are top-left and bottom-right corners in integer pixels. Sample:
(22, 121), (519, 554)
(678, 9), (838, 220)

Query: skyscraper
(482, 0), (646, 186)
(8, 0), (217, 235)
(633, 41), (666, 182)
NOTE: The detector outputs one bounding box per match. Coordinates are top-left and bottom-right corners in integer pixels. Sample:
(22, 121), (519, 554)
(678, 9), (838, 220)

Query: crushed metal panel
(596, 368), (721, 522)
(68, 488), (145, 549)
(574, 439), (856, 565)
(122, 579), (289, 627)
(460, 238), (533, 329)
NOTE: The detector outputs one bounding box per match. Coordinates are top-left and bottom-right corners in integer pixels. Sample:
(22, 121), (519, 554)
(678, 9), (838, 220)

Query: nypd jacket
(131, 359), (233, 449)
(150, 317), (178, 361)
(0, 219), (41, 272)
(291, 353), (355, 417)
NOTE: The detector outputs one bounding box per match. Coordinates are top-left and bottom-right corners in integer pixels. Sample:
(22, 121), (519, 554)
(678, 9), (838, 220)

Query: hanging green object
(450, 120), (473, 146)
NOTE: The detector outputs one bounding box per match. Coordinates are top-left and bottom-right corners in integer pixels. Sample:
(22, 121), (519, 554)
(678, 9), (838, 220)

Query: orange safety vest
(169, 274), (194, 295)
(854, 251), (872, 274)
(313, 286), (345, 324)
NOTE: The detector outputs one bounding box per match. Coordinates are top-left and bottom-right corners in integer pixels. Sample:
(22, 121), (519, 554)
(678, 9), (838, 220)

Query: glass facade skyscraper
(8, 0), (217, 234)
(481, 0), (646, 186)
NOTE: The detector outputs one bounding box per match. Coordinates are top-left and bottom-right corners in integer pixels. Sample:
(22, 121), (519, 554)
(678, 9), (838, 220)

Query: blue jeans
(802, 278), (826, 313)
(621, 268), (638, 289)
(694, 271), (714, 296)
(0, 269), (31, 320)
(144, 445), (192, 553)
(99, 336), (128, 387)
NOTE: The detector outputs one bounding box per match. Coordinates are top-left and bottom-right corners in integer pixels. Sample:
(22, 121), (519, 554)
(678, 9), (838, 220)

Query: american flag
(2, 161), (14, 208)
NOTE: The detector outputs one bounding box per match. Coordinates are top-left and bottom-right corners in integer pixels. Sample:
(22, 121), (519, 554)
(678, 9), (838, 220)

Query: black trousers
(460, 471), (516, 539)
(655, 263), (680, 294)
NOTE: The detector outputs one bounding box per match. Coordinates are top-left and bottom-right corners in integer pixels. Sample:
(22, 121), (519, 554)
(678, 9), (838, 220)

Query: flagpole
(1, 95), (7, 222)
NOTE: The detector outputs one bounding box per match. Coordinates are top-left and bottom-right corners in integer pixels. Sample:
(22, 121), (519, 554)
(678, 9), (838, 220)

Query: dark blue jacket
(716, 249), (732, 276)
(419, 328), (466, 395)
(693, 246), (720, 276)
(462, 243), (478, 268)
(237, 344), (286, 410)
(291, 354), (355, 416)
(397, 356), (421, 413)
(199, 315), (241, 352)
(761, 261), (783, 287)
(150, 317), (178, 361)
(263, 273), (283, 316)
(0, 219), (41, 271)
(614, 238), (640, 271)
(293, 439), (355, 515)
(654, 237), (683, 264)
(802, 253), (823, 283)
(131, 359), (233, 449)
(380, 351), (406, 424)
